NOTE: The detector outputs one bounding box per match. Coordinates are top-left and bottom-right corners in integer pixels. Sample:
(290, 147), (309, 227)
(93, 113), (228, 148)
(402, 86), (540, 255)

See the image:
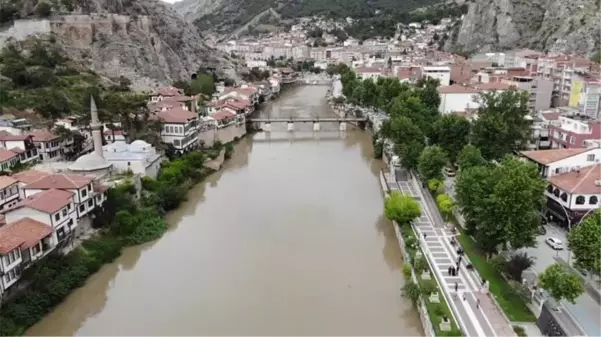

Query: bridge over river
(26, 85), (422, 336)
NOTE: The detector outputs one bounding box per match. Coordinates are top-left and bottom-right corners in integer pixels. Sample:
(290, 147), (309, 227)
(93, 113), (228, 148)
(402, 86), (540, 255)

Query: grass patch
(457, 232), (536, 322)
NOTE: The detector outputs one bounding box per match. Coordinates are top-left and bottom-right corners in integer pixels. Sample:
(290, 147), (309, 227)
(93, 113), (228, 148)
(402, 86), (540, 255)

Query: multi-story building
(12, 171), (106, 222)
(28, 130), (73, 162)
(437, 83), (513, 114)
(0, 131), (39, 164)
(502, 76), (554, 112)
(548, 115), (601, 149)
(421, 66), (451, 86)
(156, 107), (200, 153)
(521, 148), (601, 229)
(0, 149), (20, 172)
(0, 176), (19, 211)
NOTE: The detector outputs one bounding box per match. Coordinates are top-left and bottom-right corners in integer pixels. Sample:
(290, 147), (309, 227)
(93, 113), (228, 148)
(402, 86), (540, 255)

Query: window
(560, 192), (568, 202)
(62, 208), (67, 216)
(57, 227), (66, 241)
(569, 136), (575, 144)
(79, 204), (85, 213)
(590, 196), (599, 205)
(81, 189), (87, 198)
(68, 203), (71, 210)
(4, 269), (18, 284)
(546, 185), (554, 193)
(587, 154), (595, 161)
(88, 199), (93, 207)
(54, 213), (60, 221)
(575, 196), (585, 205)
(31, 243), (41, 256)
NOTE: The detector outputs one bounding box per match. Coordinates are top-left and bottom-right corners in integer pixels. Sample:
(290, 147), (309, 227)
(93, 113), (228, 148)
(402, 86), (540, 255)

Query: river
(27, 85), (422, 336)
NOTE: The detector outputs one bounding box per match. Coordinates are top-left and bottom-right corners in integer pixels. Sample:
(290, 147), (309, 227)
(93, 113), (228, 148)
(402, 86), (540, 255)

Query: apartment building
(548, 115), (601, 149)
(421, 66), (451, 86)
(500, 76), (554, 112)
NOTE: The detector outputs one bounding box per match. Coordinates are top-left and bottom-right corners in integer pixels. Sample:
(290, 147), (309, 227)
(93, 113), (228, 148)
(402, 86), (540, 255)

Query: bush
(35, 1), (53, 17)
(421, 280), (437, 295)
(505, 252), (535, 281)
(402, 262), (412, 280)
(224, 142), (234, 160)
(513, 325), (527, 337)
(402, 281), (421, 306)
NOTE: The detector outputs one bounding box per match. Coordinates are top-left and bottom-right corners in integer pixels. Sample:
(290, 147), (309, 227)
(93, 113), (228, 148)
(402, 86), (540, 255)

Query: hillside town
(0, 10), (599, 337)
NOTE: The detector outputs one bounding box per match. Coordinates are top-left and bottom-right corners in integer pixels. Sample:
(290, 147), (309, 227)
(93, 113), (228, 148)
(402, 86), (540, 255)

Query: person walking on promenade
(454, 282), (459, 292)
(476, 298), (480, 309)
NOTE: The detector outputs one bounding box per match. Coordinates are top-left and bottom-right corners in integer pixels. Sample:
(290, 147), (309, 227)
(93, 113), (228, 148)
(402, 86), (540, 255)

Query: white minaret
(90, 96), (104, 158)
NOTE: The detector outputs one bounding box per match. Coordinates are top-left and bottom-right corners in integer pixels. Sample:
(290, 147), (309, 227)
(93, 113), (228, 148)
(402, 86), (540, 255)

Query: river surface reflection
(27, 86), (422, 336)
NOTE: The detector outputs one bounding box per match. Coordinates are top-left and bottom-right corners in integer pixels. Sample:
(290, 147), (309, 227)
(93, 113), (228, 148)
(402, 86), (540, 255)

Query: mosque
(65, 97), (164, 179)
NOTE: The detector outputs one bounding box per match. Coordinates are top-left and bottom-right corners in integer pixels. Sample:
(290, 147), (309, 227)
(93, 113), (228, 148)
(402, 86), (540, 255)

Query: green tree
(456, 156), (545, 255)
(539, 263), (585, 304)
(402, 281), (421, 306)
(568, 211), (601, 275)
(381, 115), (426, 170)
(189, 74), (214, 96)
(430, 115), (471, 164)
(471, 89), (531, 161)
(384, 191), (421, 225)
(35, 1), (53, 17)
(436, 193), (456, 221)
(457, 144), (485, 170)
(415, 76), (441, 111)
(505, 252), (535, 281)
(418, 145), (448, 181)
(427, 178), (444, 194)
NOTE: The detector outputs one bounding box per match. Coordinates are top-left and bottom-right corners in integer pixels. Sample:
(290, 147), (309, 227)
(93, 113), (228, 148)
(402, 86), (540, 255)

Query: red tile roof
(521, 148), (591, 165)
(27, 130), (59, 142)
(9, 147), (24, 154)
(438, 84), (478, 94)
(14, 188), (73, 214)
(0, 217), (53, 254)
(0, 149), (18, 162)
(23, 173), (93, 190)
(93, 183), (109, 193)
(549, 164), (601, 194)
(156, 107), (197, 124)
(12, 170), (51, 184)
(213, 110), (236, 120)
(0, 131), (29, 141)
(541, 112), (561, 121)
(153, 87), (183, 97)
(103, 129), (125, 136)
(0, 176), (18, 190)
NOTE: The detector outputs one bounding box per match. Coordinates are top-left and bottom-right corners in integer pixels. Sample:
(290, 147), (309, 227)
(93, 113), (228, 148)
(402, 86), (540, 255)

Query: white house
(437, 85), (480, 114)
(27, 130), (73, 162)
(149, 87), (184, 103)
(0, 217), (53, 294)
(0, 176), (20, 211)
(156, 107), (200, 153)
(521, 147), (601, 178)
(103, 141), (163, 179)
(219, 86), (259, 106)
(0, 149), (20, 172)
(12, 171), (106, 222)
(0, 131), (39, 164)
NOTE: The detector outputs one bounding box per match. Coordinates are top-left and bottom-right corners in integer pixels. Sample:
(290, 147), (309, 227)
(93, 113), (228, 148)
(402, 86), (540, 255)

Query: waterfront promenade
(385, 169), (516, 337)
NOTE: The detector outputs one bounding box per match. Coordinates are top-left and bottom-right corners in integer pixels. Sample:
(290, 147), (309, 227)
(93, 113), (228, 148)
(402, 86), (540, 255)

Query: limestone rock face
(0, 0), (242, 90)
(446, 0), (600, 56)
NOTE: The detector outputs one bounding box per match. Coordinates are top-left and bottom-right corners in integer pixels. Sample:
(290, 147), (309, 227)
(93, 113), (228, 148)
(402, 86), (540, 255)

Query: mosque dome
(104, 141), (128, 153)
(69, 153), (112, 172)
(130, 140), (151, 152)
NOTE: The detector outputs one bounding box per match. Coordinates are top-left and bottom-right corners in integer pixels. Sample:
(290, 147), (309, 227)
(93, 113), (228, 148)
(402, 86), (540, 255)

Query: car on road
(545, 237), (564, 250)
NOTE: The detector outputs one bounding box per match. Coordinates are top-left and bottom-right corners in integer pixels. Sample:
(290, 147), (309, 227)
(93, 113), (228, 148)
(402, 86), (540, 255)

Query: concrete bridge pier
(262, 122), (271, 132)
(287, 122), (294, 131)
(313, 122), (320, 131)
(339, 121), (347, 131)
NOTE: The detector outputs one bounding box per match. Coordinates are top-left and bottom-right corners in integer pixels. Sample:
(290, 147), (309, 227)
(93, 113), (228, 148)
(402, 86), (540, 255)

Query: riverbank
(0, 138), (241, 336)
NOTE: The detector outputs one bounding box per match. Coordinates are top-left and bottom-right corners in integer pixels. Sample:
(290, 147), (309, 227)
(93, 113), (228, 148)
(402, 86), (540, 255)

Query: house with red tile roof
(0, 131), (39, 165)
(0, 217), (54, 294)
(218, 85), (259, 106)
(154, 107), (200, 154)
(544, 164), (601, 229)
(521, 147), (601, 178)
(11, 171), (107, 220)
(0, 149), (19, 172)
(0, 176), (20, 211)
(149, 86), (184, 102)
(27, 129), (74, 162)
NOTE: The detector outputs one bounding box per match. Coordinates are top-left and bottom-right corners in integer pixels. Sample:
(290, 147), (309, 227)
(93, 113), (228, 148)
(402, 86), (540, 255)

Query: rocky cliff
(446, 0), (600, 56)
(0, 0), (241, 90)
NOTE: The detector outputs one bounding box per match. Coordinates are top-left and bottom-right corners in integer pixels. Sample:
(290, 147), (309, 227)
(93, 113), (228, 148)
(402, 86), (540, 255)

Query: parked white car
(545, 237), (564, 250)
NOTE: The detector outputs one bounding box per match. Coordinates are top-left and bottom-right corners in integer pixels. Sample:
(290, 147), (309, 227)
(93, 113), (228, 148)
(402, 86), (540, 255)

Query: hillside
(0, 0), (242, 90)
(445, 0), (600, 56)
(172, 0), (443, 33)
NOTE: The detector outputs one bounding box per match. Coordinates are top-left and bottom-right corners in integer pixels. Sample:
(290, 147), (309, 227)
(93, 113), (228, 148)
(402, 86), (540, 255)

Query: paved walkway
(406, 173), (516, 337)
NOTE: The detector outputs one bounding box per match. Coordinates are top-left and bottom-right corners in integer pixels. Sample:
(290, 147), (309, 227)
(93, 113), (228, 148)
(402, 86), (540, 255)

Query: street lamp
(557, 203), (598, 265)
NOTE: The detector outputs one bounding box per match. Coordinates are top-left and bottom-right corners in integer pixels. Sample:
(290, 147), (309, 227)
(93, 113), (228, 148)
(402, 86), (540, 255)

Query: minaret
(90, 96), (104, 158)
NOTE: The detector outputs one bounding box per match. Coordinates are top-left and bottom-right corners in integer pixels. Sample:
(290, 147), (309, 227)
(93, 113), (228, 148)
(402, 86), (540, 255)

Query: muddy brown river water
(27, 85), (423, 336)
